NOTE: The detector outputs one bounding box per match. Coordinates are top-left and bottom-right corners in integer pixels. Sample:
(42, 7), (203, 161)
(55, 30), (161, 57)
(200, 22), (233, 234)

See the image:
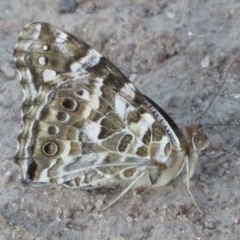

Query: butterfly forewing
(13, 22), (206, 197)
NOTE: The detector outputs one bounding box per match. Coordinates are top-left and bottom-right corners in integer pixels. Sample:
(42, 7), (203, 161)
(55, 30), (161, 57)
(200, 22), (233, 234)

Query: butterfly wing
(14, 22), (186, 188)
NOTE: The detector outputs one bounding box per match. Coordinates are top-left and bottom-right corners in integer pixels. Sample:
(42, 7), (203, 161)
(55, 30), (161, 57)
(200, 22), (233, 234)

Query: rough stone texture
(1, 0), (240, 239)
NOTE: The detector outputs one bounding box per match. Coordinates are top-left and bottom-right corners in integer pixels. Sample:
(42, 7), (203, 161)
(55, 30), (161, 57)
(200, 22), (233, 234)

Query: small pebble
(4, 171), (13, 184)
(56, 208), (63, 218)
(228, 196), (237, 205)
(223, 162), (229, 169)
(218, 167), (226, 177)
(174, 205), (188, 216)
(166, 12), (175, 18)
(58, 0), (77, 13)
(208, 134), (223, 149)
(125, 216), (133, 223)
(63, 208), (74, 218)
(205, 219), (217, 230)
(211, 191), (219, 201)
(201, 56), (210, 68)
(129, 73), (137, 82)
(95, 199), (104, 209)
(1, 62), (16, 80)
(234, 218), (240, 225)
(85, 204), (94, 213)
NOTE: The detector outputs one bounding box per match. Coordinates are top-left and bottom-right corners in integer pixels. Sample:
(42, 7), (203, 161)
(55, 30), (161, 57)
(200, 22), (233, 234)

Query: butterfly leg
(185, 157), (203, 214)
(99, 170), (150, 211)
(155, 153), (186, 187)
(155, 153), (203, 214)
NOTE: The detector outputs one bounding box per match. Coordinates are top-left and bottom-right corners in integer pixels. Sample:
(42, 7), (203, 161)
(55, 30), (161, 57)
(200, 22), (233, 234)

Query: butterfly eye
(194, 133), (208, 150)
(192, 135), (201, 149)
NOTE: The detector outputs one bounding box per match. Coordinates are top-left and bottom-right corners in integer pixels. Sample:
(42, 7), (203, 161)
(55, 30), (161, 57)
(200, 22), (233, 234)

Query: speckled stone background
(0, 0), (240, 239)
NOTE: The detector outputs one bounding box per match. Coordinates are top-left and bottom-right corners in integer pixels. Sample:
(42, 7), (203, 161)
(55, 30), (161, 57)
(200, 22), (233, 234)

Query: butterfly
(13, 22), (208, 212)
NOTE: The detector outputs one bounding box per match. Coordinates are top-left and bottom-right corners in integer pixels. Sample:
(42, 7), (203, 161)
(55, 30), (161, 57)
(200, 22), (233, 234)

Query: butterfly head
(185, 124), (209, 152)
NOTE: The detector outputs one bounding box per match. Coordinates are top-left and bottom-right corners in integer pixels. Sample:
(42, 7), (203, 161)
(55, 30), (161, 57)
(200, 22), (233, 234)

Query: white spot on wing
(42, 45), (49, 51)
(70, 48), (102, 72)
(70, 62), (82, 72)
(143, 112), (155, 124)
(16, 70), (22, 81)
(19, 40), (33, 52)
(29, 82), (38, 98)
(30, 23), (41, 40)
(154, 135), (170, 163)
(120, 83), (136, 101)
(25, 69), (33, 82)
(43, 69), (57, 82)
(94, 77), (104, 96)
(83, 122), (101, 142)
(74, 88), (90, 101)
(129, 113), (155, 138)
(95, 153), (109, 165)
(38, 56), (47, 65)
(115, 95), (126, 120)
(89, 48), (102, 59)
(55, 31), (69, 43)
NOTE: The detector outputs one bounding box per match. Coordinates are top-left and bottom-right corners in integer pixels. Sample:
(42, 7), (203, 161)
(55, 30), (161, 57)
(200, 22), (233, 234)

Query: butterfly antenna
(201, 75), (226, 118)
(201, 55), (237, 119)
(187, 106), (191, 125)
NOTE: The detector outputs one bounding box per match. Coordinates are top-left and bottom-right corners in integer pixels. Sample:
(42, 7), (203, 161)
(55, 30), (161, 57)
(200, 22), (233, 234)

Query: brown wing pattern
(13, 23), (208, 190)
